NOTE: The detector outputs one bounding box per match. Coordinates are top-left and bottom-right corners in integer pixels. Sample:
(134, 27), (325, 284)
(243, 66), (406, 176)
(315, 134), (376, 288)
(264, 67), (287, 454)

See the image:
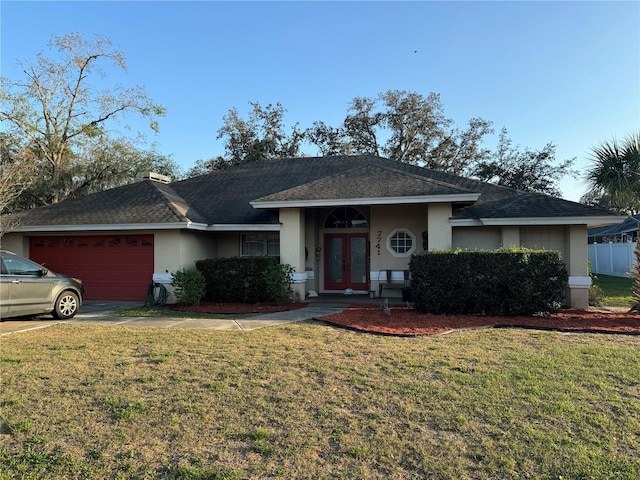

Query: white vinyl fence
(588, 242), (637, 277)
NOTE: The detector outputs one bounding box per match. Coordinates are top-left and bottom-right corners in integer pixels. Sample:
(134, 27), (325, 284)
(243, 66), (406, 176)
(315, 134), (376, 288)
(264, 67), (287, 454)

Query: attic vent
(135, 172), (171, 184)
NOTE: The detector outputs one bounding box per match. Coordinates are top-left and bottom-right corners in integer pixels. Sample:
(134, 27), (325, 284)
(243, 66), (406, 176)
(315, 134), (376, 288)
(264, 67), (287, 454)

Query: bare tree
(0, 133), (36, 236)
(0, 33), (166, 205)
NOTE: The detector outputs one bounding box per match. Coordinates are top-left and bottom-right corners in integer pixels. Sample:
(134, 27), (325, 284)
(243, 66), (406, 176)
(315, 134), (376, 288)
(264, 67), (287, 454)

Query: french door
(324, 233), (368, 291)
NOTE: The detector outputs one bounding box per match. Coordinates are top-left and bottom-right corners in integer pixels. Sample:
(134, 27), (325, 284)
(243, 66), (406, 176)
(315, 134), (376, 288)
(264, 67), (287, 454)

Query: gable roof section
(10, 180), (207, 231)
(251, 165), (480, 207)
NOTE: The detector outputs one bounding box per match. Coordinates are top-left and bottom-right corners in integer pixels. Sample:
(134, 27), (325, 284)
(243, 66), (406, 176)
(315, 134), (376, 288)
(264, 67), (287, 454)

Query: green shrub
(195, 257), (294, 304)
(589, 284), (604, 306)
(263, 261), (295, 304)
(410, 248), (568, 316)
(588, 260), (604, 307)
(170, 268), (205, 305)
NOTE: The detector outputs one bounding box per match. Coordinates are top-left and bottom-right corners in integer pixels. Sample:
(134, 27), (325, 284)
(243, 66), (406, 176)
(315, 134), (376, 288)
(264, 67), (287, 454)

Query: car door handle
(11, 280), (22, 284)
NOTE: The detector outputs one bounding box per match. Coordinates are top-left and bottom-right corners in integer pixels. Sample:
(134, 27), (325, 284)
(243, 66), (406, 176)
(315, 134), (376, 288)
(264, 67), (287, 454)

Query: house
(588, 214), (640, 244)
(2, 155), (623, 308)
(588, 215), (639, 277)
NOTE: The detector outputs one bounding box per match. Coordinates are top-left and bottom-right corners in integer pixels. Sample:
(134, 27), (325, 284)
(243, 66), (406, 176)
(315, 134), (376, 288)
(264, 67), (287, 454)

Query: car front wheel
(53, 291), (80, 319)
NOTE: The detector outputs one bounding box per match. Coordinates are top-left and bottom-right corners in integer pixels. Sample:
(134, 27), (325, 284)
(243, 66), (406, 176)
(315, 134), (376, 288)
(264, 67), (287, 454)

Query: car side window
(3, 256), (42, 275)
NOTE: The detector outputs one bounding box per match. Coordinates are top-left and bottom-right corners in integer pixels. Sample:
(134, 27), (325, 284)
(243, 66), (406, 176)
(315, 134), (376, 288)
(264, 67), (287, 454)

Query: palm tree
(585, 132), (640, 213)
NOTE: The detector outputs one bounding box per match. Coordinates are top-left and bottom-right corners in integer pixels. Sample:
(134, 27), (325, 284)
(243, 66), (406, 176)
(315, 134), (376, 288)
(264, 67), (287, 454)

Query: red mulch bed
(318, 304), (640, 336)
(170, 302), (309, 314)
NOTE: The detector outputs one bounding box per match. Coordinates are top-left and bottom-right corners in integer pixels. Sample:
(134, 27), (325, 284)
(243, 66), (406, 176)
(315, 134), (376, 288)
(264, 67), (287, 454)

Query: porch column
(565, 224), (590, 309)
(279, 207), (306, 302)
(501, 227), (520, 248)
(427, 203), (452, 250)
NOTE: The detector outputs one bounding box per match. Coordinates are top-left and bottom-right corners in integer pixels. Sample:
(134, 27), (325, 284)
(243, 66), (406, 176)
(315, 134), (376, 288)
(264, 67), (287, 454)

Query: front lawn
(1, 323), (639, 479)
(109, 304), (252, 319)
(594, 274), (635, 307)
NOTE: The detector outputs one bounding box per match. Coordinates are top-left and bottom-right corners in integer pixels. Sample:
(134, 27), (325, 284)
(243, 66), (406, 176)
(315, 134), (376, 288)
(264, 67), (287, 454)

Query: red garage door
(30, 235), (154, 301)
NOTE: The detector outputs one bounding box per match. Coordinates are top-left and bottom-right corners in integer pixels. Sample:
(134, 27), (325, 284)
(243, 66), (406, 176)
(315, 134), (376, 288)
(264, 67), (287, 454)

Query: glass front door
(324, 233), (368, 291)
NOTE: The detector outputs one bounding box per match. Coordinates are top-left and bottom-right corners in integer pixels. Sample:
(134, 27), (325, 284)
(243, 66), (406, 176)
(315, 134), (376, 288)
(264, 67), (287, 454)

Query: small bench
(378, 270), (411, 297)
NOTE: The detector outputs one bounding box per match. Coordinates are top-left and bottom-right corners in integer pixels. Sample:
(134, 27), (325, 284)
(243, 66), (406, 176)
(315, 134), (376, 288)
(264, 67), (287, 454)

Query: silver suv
(0, 250), (83, 319)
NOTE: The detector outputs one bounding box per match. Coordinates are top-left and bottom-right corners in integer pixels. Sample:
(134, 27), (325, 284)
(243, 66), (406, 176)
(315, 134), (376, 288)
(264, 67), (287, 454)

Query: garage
(29, 235), (154, 301)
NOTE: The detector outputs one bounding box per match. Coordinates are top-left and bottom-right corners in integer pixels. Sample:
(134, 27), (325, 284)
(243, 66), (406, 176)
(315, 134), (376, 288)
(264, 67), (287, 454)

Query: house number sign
(376, 230), (382, 255)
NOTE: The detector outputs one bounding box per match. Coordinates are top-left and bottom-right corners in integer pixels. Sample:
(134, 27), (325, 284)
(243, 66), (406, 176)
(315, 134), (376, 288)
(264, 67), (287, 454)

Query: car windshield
(2, 256), (44, 275)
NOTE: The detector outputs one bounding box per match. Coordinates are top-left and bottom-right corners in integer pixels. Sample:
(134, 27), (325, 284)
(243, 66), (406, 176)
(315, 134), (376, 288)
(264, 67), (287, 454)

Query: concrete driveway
(0, 300), (347, 336)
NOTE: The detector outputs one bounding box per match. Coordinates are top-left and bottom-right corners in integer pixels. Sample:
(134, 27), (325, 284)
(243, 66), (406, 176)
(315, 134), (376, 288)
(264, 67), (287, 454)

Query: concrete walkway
(0, 301), (348, 336)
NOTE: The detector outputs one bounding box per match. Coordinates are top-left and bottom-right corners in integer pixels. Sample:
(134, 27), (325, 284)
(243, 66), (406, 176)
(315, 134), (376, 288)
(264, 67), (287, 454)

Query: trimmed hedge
(409, 248), (568, 316)
(195, 257), (293, 304)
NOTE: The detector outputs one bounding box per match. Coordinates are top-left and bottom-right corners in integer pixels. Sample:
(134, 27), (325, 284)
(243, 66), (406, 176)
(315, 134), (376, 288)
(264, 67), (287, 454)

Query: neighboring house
(588, 215), (640, 244)
(2, 155), (623, 308)
(588, 215), (639, 277)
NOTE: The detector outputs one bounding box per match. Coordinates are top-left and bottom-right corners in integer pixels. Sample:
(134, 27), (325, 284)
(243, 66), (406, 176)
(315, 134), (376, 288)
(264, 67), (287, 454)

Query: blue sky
(2, 1), (639, 202)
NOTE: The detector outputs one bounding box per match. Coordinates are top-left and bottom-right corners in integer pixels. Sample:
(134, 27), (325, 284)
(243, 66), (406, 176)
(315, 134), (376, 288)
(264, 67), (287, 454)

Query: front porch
(305, 293), (407, 306)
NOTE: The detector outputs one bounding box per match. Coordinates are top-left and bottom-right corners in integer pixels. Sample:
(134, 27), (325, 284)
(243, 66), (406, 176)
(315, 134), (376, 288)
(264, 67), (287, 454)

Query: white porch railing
(588, 242), (637, 277)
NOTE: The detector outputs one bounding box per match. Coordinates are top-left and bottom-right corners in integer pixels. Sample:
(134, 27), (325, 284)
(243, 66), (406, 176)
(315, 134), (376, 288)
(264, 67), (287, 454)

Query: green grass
(593, 274), (635, 307)
(1, 322), (639, 479)
(109, 305), (250, 319)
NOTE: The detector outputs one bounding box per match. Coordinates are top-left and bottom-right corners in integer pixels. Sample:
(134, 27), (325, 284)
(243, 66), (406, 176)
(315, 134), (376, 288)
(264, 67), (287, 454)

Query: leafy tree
(304, 121), (353, 156)
(583, 132), (640, 213)
(309, 90), (493, 175)
(426, 117), (493, 175)
(4, 134), (178, 213)
(379, 90), (451, 166)
(67, 137), (179, 199)
(472, 127), (577, 196)
(0, 33), (166, 206)
(343, 96), (383, 156)
(216, 102), (305, 166)
(205, 90), (571, 196)
(184, 157), (225, 177)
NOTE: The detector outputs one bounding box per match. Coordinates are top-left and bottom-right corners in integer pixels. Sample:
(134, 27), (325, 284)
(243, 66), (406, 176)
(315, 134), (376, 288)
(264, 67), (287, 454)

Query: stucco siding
(520, 226), (567, 258)
(153, 231), (183, 275)
(305, 209), (320, 292)
(151, 230), (217, 303)
(1, 233), (27, 256)
(216, 232), (241, 258)
(369, 204), (427, 297)
(369, 204), (427, 272)
(427, 203), (452, 250)
(452, 227), (502, 250)
(178, 231), (217, 268)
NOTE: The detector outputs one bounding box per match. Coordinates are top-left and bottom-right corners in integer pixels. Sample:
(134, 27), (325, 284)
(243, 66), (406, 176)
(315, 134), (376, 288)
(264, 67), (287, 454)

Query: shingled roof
(10, 155), (620, 229)
(252, 165), (479, 204)
(11, 180), (207, 227)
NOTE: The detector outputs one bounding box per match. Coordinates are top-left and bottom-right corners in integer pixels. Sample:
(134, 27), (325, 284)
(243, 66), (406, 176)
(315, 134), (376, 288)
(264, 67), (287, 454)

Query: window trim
(323, 207), (368, 229)
(240, 232), (280, 257)
(386, 228), (416, 257)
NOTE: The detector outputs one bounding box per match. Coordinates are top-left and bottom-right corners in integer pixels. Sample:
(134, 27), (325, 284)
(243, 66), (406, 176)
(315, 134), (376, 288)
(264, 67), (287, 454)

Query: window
(2, 255), (43, 275)
(387, 229), (416, 257)
(241, 233), (280, 256)
(324, 207), (368, 229)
